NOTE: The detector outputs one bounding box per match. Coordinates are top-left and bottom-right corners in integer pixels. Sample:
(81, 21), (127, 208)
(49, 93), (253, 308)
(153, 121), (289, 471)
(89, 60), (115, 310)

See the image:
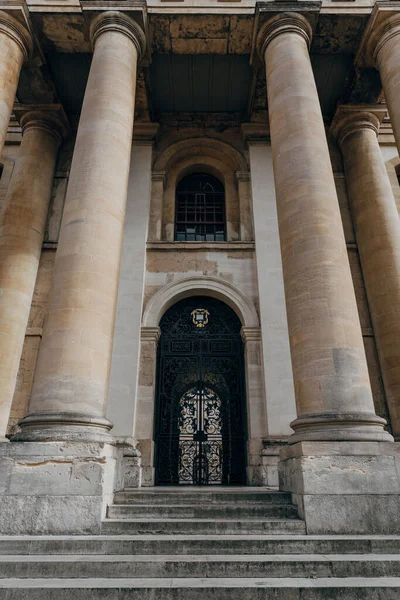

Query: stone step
(106, 504), (299, 519)
(0, 554), (399, 579)
(0, 535), (399, 556)
(0, 577), (399, 599)
(101, 518), (307, 535)
(113, 490), (292, 505)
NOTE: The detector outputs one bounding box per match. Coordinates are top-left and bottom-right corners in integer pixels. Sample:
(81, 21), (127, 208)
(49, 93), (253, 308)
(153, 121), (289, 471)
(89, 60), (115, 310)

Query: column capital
(0, 10), (32, 61)
(364, 11), (400, 66)
(13, 104), (69, 145)
(330, 105), (387, 147)
(257, 12), (312, 60)
(90, 11), (146, 60)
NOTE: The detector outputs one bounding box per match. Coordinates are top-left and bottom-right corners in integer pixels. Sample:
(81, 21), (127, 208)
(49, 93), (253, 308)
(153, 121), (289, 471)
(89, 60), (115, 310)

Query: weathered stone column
(0, 106), (68, 442)
(366, 14), (400, 155)
(0, 12), (32, 159)
(16, 12), (146, 441)
(258, 13), (391, 443)
(332, 105), (400, 440)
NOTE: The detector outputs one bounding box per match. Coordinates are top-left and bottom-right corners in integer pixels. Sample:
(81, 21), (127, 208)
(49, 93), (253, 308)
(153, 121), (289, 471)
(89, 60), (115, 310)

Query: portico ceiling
(23, 9), (383, 121)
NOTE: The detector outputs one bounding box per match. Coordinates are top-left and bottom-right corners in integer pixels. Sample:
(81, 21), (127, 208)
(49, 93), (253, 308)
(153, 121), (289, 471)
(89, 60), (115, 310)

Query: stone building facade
(0, 0), (400, 538)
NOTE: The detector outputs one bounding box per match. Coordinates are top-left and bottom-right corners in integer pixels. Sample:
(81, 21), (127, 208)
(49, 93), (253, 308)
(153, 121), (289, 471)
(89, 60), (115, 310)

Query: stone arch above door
(142, 276), (259, 329)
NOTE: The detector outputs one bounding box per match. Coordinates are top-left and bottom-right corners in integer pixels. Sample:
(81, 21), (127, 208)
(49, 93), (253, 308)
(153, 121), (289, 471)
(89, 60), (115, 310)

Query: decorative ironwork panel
(155, 296), (247, 485)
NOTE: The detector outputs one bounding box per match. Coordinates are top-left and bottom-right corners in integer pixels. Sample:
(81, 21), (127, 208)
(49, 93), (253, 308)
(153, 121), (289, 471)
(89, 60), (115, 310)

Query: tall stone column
(0, 12), (32, 159)
(16, 12), (146, 441)
(0, 106), (68, 441)
(258, 13), (391, 443)
(366, 14), (400, 155)
(332, 105), (400, 440)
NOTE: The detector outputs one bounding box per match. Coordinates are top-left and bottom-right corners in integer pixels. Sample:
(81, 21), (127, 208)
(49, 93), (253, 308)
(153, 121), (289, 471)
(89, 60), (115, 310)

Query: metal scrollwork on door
(155, 296), (247, 485)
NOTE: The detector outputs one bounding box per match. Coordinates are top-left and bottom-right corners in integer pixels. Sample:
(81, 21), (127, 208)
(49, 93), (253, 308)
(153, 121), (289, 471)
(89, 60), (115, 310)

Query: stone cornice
(257, 12), (313, 60)
(13, 104), (69, 144)
(90, 10), (146, 59)
(0, 10), (32, 61)
(330, 104), (387, 147)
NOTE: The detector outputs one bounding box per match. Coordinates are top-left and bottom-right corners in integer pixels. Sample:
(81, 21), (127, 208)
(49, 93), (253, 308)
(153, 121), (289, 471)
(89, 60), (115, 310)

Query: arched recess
(142, 276), (259, 328)
(150, 138), (252, 242)
(137, 276), (266, 486)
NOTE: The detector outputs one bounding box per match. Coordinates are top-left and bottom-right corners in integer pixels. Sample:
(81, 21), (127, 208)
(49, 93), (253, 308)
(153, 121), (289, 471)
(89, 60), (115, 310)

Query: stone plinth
(0, 442), (120, 534)
(279, 441), (400, 534)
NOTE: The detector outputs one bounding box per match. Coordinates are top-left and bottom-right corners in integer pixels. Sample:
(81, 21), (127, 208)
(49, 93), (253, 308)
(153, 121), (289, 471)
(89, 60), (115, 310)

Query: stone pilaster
(134, 326), (161, 486)
(0, 105), (68, 442)
(0, 12), (32, 159)
(240, 326), (268, 485)
(331, 105), (400, 440)
(236, 171), (253, 242)
(365, 11), (400, 155)
(257, 13), (391, 444)
(16, 12), (146, 442)
(148, 171), (166, 242)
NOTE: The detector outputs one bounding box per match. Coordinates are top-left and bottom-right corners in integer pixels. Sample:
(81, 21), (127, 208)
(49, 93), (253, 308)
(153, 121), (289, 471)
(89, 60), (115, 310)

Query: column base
(12, 412), (113, 443)
(0, 441), (121, 534)
(279, 440), (400, 534)
(289, 412), (393, 444)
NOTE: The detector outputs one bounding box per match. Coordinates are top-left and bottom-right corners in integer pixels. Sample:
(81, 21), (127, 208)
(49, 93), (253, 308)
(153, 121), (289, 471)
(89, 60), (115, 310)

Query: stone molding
(14, 412), (113, 442)
(236, 170), (251, 184)
(140, 326), (161, 343)
(153, 137), (247, 173)
(289, 412), (390, 445)
(241, 123), (270, 145)
(151, 170), (166, 186)
(13, 103), (69, 145)
(90, 10), (146, 59)
(142, 276), (259, 328)
(257, 12), (312, 60)
(240, 326), (261, 344)
(331, 105), (387, 147)
(0, 10), (32, 61)
(133, 122), (159, 144)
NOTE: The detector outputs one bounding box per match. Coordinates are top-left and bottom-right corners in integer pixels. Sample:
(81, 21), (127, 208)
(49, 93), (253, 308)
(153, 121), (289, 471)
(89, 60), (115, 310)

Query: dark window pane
(175, 173), (226, 242)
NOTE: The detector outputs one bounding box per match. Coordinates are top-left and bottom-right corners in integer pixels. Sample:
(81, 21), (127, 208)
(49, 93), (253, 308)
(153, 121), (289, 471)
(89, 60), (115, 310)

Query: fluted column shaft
(0, 108), (66, 441)
(0, 12), (32, 158)
(333, 106), (400, 439)
(258, 13), (391, 443)
(16, 12), (146, 441)
(368, 15), (400, 155)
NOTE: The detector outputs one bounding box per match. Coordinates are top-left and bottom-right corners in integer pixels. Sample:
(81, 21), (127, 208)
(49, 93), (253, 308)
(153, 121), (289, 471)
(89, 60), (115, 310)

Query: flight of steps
(0, 487), (399, 598)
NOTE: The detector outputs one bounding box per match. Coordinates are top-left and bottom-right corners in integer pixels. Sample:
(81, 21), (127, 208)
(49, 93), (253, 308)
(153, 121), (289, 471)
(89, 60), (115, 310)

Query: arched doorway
(155, 296), (247, 485)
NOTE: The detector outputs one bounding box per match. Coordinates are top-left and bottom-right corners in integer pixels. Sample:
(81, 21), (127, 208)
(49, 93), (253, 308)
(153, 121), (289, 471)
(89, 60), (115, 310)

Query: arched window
(175, 173), (226, 242)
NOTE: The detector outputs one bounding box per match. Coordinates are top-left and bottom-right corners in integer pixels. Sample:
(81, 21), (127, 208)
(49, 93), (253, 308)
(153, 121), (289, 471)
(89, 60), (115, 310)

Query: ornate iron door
(155, 297), (247, 485)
